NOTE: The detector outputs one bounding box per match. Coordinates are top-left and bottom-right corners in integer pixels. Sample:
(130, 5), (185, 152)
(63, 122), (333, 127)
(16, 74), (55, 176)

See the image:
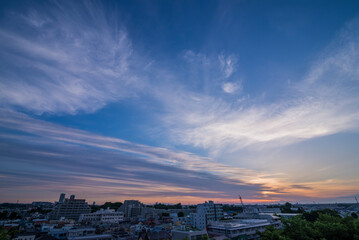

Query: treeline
(0, 211), (21, 220)
(0, 227), (19, 240)
(91, 202), (123, 212)
(91, 202), (184, 212)
(150, 203), (182, 209)
(0, 203), (29, 209)
(28, 208), (52, 214)
(261, 209), (359, 240)
(222, 204), (243, 213)
(280, 202), (305, 213)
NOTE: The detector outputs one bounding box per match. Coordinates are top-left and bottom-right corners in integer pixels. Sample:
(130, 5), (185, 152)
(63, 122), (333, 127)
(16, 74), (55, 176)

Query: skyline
(1, 0), (359, 204)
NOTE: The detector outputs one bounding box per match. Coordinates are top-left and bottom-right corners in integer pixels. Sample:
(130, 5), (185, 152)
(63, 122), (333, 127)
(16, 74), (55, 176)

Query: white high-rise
(192, 201), (224, 230)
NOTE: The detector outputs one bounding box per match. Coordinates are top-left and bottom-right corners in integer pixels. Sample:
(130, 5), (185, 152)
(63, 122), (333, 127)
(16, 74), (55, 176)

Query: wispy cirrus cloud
(1, 1), (359, 204)
(222, 81), (242, 94)
(0, 1), (143, 115)
(160, 18), (359, 154)
(218, 54), (237, 78)
(2, 109), (353, 203)
(0, 109), (269, 203)
(1, 2), (358, 156)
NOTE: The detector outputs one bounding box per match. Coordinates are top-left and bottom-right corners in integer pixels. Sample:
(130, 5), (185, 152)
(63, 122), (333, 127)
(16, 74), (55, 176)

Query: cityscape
(1, 0), (359, 239)
(1, 193), (358, 240)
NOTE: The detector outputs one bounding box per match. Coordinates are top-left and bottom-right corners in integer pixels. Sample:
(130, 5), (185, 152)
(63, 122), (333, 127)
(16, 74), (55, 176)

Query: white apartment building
(79, 208), (124, 224)
(191, 201), (224, 230)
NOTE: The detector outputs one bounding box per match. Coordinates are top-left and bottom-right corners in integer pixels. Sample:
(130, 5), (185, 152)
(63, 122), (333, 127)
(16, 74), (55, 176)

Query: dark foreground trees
(261, 210), (359, 240)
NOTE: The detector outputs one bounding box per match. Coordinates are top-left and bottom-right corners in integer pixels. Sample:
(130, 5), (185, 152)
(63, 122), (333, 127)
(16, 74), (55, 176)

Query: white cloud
(2, 2), (359, 158)
(222, 82), (241, 94)
(0, 109), (267, 198)
(161, 18), (359, 154)
(218, 54), (237, 78)
(2, 109), (358, 202)
(0, 2), (144, 115)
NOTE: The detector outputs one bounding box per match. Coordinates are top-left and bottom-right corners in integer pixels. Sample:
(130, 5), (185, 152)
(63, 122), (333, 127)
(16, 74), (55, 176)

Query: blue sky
(0, 0), (359, 204)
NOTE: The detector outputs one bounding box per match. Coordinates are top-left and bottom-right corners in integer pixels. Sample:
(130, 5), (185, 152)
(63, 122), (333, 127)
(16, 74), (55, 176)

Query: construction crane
(355, 196), (359, 204)
(239, 195), (245, 212)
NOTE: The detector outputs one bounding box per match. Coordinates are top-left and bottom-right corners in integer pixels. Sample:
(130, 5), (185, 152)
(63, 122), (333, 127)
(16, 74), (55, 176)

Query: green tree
(7, 228), (19, 239)
(0, 228), (8, 240)
(283, 216), (319, 240)
(280, 202), (293, 213)
(261, 211), (359, 240)
(260, 226), (288, 240)
(200, 235), (209, 240)
(102, 202), (123, 210)
(8, 212), (20, 220)
(314, 214), (350, 240)
(0, 211), (8, 220)
(302, 209), (339, 222)
(353, 218), (359, 240)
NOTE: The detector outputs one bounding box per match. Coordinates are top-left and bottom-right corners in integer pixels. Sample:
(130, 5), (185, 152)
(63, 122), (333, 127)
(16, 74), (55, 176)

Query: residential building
(170, 213), (179, 223)
(13, 233), (36, 240)
(121, 200), (144, 218)
(47, 226), (73, 240)
(51, 195), (91, 220)
(32, 202), (53, 208)
(191, 201), (224, 230)
(207, 219), (280, 240)
(59, 193), (66, 204)
(67, 228), (96, 239)
(79, 208), (124, 224)
(172, 228), (208, 240)
(70, 234), (113, 240)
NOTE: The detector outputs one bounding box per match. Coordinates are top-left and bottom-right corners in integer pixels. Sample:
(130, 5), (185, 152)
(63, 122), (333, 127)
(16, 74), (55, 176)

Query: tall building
(121, 200), (144, 218)
(192, 201), (224, 230)
(58, 193), (65, 203)
(51, 194), (91, 220)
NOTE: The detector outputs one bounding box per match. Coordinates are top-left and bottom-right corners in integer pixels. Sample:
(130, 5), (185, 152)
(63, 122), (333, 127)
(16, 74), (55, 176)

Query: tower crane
(239, 195), (245, 212)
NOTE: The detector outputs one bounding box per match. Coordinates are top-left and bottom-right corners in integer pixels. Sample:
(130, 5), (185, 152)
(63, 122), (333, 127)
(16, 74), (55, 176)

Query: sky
(0, 0), (359, 205)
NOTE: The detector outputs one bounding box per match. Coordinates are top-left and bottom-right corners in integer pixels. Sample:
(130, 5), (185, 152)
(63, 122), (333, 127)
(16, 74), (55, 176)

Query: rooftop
(209, 219), (271, 230)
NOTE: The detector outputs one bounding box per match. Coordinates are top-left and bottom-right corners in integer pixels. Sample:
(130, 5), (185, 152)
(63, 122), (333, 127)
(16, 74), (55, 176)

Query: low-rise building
(79, 208), (124, 224)
(172, 228), (208, 240)
(68, 228), (96, 239)
(13, 233), (36, 240)
(208, 219), (280, 240)
(32, 202), (53, 208)
(43, 225), (74, 239)
(70, 234), (113, 240)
